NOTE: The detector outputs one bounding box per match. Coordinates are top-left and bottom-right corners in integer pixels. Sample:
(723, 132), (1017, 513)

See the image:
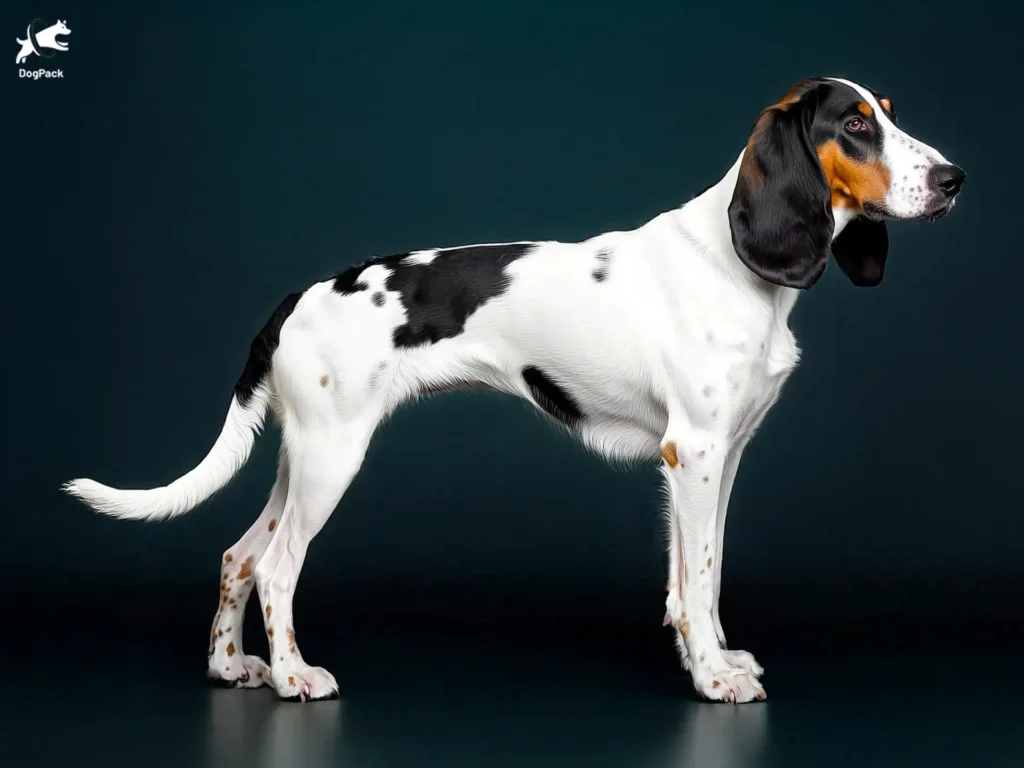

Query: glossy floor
(2, 612), (1020, 768)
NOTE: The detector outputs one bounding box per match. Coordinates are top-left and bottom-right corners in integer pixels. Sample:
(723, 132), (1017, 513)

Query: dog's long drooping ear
(728, 81), (834, 289)
(831, 216), (888, 287)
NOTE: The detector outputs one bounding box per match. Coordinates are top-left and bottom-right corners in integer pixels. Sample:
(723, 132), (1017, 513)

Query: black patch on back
(331, 245), (534, 348)
(592, 249), (612, 282)
(233, 291), (303, 407)
(522, 366), (585, 428)
(389, 244), (535, 347)
(332, 252), (409, 295)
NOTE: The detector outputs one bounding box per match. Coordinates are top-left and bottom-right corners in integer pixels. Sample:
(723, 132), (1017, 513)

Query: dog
(15, 19), (70, 65)
(64, 77), (965, 703)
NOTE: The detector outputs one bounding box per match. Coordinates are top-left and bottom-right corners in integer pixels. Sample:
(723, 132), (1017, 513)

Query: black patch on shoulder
(371, 291), (386, 307)
(522, 366), (584, 428)
(592, 249), (612, 282)
(233, 291), (303, 407)
(385, 243), (535, 348)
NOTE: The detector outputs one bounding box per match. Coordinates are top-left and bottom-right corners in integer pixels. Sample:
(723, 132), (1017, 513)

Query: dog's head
(54, 19), (71, 36)
(728, 77), (964, 289)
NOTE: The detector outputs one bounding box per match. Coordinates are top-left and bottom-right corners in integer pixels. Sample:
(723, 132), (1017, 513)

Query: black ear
(831, 216), (888, 287)
(728, 85), (834, 289)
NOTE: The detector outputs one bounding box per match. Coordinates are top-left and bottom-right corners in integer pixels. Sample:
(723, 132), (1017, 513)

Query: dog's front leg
(661, 425), (765, 703)
(708, 440), (763, 677)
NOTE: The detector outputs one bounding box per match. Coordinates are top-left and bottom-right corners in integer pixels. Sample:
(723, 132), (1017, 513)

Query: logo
(16, 18), (69, 79)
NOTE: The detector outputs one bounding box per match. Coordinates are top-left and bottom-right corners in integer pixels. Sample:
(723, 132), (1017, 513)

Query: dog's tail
(61, 292), (303, 522)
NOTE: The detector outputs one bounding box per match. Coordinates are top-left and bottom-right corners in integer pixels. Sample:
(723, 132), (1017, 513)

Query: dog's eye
(845, 117), (868, 133)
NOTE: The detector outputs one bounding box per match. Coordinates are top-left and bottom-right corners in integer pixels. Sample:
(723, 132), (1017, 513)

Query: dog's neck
(671, 150), (854, 293)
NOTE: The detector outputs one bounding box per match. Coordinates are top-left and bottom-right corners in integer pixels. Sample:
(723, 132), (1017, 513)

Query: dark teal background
(5, 2), (1024, 766)
(4, 0), (1021, 618)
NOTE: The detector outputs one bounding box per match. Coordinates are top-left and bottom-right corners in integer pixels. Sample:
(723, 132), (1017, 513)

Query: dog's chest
(719, 322), (799, 441)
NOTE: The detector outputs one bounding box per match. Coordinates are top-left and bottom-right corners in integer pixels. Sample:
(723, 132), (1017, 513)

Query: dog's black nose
(929, 164), (966, 199)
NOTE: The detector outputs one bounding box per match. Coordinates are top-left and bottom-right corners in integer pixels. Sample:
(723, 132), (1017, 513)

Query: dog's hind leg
(255, 414), (377, 701)
(206, 447), (290, 688)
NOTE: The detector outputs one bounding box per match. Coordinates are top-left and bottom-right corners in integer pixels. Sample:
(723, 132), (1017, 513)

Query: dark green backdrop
(6, 0), (1020, 615)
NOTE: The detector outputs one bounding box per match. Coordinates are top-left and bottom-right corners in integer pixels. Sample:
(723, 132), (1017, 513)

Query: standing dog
(65, 77), (965, 703)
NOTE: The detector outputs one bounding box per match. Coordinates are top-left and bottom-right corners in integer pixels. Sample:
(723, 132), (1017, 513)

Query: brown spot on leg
(661, 441), (679, 468)
(268, 519), (277, 532)
(237, 556), (254, 580)
(706, 557), (712, 568)
(265, 605), (272, 620)
(217, 629), (223, 637)
(223, 553), (233, 564)
(226, 642), (235, 657)
(287, 628), (297, 654)
(288, 676), (295, 687)
(679, 621), (690, 639)
(319, 375), (329, 388)
(712, 680), (721, 689)
(267, 627), (274, 637)
(702, 475), (710, 483)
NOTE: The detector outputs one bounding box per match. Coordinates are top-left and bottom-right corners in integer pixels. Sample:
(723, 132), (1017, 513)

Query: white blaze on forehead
(827, 77), (950, 218)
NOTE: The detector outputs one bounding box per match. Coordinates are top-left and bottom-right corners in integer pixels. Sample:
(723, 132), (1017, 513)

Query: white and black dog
(65, 77), (965, 703)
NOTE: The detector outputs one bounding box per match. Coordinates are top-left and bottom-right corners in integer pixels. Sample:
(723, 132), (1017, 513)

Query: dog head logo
(16, 19), (71, 65)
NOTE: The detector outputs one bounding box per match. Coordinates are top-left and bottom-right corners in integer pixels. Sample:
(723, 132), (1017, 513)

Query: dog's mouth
(862, 200), (954, 223)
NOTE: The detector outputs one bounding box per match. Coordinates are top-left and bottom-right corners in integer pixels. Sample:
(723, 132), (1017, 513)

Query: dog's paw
(721, 649), (764, 677)
(207, 654), (271, 689)
(274, 665), (339, 702)
(692, 665), (766, 704)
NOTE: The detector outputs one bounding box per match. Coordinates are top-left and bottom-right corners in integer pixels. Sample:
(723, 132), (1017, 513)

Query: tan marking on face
(237, 556), (254, 580)
(320, 375), (329, 388)
(661, 441), (679, 468)
(268, 519), (277, 532)
(287, 628), (297, 654)
(226, 642), (235, 657)
(857, 101), (873, 117)
(816, 140), (891, 213)
(223, 553), (233, 564)
(712, 680), (721, 689)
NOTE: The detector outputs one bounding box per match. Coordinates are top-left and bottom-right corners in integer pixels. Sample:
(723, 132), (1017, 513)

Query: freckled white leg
(206, 449), (288, 688)
(711, 440), (763, 677)
(256, 418), (374, 702)
(665, 511), (692, 671)
(662, 426), (765, 704)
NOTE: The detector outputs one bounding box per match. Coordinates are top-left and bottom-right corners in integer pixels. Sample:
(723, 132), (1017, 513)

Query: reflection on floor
(2, 618), (1024, 765)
